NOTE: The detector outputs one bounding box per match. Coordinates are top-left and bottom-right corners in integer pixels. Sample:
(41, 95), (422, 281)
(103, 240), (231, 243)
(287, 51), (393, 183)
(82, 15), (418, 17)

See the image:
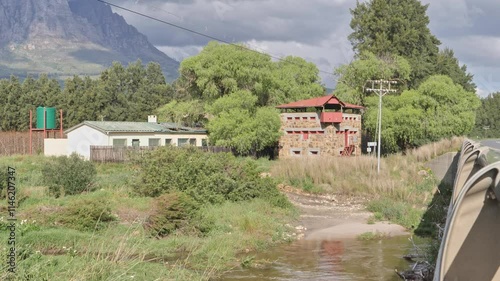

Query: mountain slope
(0, 0), (179, 81)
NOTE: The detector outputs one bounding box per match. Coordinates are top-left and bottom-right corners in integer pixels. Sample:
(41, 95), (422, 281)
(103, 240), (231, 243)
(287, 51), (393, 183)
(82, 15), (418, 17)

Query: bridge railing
(434, 139), (500, 281)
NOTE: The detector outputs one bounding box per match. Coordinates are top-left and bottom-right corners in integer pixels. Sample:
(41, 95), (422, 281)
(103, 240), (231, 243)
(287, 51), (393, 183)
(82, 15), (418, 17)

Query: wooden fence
(0, 131), (45, 156)
(89, 145), (232, 163)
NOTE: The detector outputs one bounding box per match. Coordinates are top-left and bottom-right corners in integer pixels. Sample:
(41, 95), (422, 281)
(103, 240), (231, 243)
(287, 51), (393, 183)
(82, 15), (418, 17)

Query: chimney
(148, 115), (157, 123)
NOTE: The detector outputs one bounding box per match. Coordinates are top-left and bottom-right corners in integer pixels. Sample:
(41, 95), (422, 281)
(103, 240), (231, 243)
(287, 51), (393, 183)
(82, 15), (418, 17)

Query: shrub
(135, 147), (290, 207)
(367, 198), (423, 229)
(59, 198), (115, 231)
(144, 192), (199, 238)
(42, 153), (96, 197)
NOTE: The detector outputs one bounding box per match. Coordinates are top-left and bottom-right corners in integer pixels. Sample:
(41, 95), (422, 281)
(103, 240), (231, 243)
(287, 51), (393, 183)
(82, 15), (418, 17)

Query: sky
(109, 0), (500, 97)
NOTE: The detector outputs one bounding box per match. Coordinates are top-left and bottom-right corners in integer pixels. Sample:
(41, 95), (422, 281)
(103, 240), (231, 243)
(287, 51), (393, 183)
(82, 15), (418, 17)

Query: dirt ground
(281, 186), (408, 240)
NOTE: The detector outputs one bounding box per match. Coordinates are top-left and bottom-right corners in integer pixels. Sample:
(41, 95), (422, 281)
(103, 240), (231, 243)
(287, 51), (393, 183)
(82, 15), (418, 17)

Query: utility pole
(365, 79), (398, 174)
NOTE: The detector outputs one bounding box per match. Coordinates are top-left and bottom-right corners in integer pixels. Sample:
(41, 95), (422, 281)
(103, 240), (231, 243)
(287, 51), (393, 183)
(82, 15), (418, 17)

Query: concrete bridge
(433, 139), (500, 281)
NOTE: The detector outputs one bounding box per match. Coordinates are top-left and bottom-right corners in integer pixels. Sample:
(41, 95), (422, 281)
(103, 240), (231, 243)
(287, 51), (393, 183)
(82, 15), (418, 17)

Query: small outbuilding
(63, 116), (208, 159)
(275, 94), (364, 157)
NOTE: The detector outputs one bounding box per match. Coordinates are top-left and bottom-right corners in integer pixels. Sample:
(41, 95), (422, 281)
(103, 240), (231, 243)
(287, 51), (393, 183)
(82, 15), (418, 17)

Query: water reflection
(219, 236), (425, 281)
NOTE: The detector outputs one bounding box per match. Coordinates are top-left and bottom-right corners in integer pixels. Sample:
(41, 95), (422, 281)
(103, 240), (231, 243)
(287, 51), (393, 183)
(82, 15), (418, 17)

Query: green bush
(59, 198), (115, 231)
(135, 147), (290, 207)
(144, 191), (199, 238)
(42, 153), (97, 197)
(367, 197), (423, 229)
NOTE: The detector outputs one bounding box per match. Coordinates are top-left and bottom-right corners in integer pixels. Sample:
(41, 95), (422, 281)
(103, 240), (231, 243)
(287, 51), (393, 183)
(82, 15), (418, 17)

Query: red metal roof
(275, 94), (364, 109)
(343, 102), (365, 110)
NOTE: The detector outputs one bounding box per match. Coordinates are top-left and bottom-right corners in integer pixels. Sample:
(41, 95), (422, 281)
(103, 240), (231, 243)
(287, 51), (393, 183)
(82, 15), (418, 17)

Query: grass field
(0, 154), (297, 281)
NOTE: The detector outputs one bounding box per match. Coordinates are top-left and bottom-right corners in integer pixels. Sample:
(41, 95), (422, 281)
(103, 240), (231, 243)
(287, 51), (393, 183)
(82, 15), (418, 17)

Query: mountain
(0, 0), (179, 81)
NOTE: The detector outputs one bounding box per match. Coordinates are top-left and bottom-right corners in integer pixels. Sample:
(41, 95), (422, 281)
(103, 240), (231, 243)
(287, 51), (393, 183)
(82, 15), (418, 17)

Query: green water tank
(36, 107), (57, 129)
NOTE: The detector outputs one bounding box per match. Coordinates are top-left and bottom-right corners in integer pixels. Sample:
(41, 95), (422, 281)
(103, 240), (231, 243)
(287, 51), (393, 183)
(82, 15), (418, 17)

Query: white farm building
(55, 117), (208, 159)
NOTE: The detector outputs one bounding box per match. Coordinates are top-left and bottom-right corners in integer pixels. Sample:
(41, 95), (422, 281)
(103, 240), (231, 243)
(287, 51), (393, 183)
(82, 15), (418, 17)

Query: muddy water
(219, 236), (426, 281)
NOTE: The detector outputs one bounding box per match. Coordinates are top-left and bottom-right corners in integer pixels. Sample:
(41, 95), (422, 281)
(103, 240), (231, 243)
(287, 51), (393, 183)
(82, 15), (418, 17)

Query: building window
(132, 139), (140, 147)
(302, 116), (308, 120)
(149, 138), (160, 147)
(291, 149), (301, 156)
(202, 139), (208, 147)
(287, 117), (293, 120)
(165, 139), (172, 145)
(295, 117), (300, 120)
(112, 139), (126, 147)
(311, 116), (316, 120)
(189, 138), (196, 146)
(178, 138), (189, 146)
(308, 149), (320, 156)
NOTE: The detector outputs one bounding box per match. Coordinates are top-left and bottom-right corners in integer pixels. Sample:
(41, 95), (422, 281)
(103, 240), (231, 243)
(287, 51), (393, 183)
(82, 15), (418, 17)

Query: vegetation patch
(42, 153), (97, 197)
(357, 231), (388, 241)
(144, 191), (199, 238)
(135, 146), (291, 209)
(58, 197), (116, 231)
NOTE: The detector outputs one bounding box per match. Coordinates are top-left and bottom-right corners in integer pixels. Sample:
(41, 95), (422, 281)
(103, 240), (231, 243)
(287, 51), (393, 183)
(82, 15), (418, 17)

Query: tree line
(0, 61), (173, 131)
(0, 44), (324, 155)
(1, 0), (498, 154)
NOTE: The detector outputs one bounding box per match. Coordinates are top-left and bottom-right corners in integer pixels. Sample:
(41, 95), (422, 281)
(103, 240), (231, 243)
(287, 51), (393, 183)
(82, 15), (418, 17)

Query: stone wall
(278, 112), (362, 157)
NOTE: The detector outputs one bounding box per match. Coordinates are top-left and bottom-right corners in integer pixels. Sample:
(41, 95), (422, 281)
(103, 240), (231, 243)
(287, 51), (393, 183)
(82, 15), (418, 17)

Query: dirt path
(282, 187), (408, 240)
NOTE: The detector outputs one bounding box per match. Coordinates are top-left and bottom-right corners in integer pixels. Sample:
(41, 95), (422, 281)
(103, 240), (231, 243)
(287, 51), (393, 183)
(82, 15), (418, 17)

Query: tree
(171, 41), (324, 156)
(205, 90), (281, 155)
(156, 100), (206, 128)
(2, 76), (23, 130)
(334, 52), (411, 106)
(266, 56), (324, 106)
(435, 48), (476, 93)
(471, 92), (500, 138)
(363, 75), (480, 152)
(178, 41), (324, 106)
(348, 0), (441, 87)
(178, 42), (273, 103)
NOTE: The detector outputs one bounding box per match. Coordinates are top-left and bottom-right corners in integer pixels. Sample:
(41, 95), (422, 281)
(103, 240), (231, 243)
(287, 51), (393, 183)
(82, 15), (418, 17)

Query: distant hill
(0, 0), (179, 81)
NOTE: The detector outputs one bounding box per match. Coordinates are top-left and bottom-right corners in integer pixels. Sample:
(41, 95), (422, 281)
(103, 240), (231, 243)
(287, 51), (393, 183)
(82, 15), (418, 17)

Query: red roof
(275, 94), (364, 110)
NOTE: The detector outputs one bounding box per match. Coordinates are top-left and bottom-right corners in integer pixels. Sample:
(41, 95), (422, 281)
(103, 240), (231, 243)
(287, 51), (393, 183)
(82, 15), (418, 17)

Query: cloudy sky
(109, 0), (500, 97)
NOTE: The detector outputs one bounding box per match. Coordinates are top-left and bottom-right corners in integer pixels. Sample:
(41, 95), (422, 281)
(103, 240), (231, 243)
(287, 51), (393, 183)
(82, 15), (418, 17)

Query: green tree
(363, 75), (480, 152)
(2, 76), (23, 130)
(348, 0), (440, 87)
(334, 52), (411, 106)
(129, 62), (174, 121)
(206, 90), (281, 155)
(95, 62), (129, 121)
(435, 48), (476, 93)
(156, 99), (206, 127)
(470, 92), (500, 138)
(171, 41), (323, 155)
(266, 56), (324, 106)
(179, 42), (273, 102)
(178, 41), (324, 106)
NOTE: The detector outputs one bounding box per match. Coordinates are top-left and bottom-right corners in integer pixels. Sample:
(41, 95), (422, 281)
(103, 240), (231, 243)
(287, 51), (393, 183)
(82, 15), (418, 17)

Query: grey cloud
(109, 0), (500, 94)
(111, 0), (355, 46)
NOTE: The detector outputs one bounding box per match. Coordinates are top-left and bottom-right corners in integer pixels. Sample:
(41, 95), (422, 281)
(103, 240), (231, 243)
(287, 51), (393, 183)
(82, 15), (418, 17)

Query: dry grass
(271, 137), (464, 202)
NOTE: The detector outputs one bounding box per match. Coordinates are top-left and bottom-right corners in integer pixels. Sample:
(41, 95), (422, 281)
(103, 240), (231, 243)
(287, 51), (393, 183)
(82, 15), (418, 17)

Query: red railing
(320, 112), (342, 123)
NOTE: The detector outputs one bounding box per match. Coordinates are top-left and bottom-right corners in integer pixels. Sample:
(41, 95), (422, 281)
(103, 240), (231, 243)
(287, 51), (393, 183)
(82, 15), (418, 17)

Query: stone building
(276, 95), (364, 157)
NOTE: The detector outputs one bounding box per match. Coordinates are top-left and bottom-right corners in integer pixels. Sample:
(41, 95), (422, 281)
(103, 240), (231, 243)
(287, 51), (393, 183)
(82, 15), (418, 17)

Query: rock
(417, 170), (428, 176)
(295, 225), (305, 231)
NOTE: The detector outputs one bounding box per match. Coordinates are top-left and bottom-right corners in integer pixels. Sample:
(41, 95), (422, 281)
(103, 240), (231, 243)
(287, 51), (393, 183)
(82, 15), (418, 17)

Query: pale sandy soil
(282, 187), (409, 240)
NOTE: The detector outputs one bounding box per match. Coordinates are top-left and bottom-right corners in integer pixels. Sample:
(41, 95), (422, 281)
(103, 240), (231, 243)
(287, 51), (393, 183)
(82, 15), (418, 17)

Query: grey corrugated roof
(65, 121), (207, 134)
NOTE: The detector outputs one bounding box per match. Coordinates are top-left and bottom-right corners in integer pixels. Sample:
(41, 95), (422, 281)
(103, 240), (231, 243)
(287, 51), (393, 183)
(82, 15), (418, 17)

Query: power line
(97, 0), (336, 76)
(364, 79), (398, 174)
